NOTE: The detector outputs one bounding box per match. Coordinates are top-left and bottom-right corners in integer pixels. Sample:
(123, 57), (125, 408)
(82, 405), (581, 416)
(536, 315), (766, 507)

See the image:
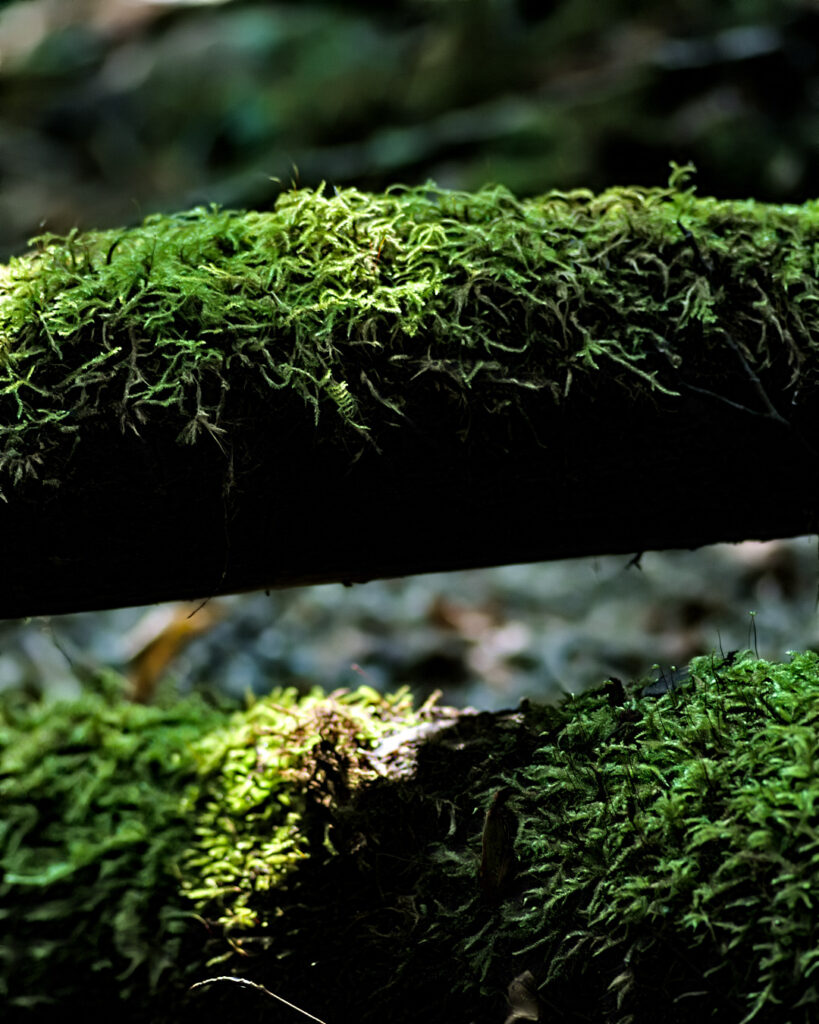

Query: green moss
(405, 650), (819, 1023)
(2, 164), (819, 492)
(0, 679), (417, 1015)
(7, 654), (819, 1021)
(0, 677), (223, 1012)
(207, 650), (819, 1024)
(179, 684), (416, 932)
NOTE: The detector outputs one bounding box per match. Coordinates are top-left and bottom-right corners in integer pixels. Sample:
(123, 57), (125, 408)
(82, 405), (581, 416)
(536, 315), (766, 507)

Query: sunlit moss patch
(2, 164), (819, 491)
(186, 651), (819, 1023)
(0, 679), (416, 1016)
(179, 684), (416, 932)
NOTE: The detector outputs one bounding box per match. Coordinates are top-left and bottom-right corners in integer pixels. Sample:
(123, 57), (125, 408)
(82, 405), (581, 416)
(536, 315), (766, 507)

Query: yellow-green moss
(0, 678), (417, 1015)
(2, 165), (819, 492)
(179, 684), (416, 932)
(203, 650), (819, 1024)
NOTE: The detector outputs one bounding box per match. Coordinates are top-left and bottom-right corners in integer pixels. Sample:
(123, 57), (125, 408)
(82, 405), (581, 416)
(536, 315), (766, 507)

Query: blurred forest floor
(3, 539), (818, 709)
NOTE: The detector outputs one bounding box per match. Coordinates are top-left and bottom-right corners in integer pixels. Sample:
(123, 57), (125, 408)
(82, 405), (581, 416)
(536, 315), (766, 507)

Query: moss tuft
(0, 678), (223, 1012)
(0, 679), (416, 1016)
(405, 650), (819, 1023)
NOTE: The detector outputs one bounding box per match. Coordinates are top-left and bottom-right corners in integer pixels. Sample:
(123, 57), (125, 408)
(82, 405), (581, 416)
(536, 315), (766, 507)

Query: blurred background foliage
(2, 0), (819, 708)
(2, 0), (819, 258)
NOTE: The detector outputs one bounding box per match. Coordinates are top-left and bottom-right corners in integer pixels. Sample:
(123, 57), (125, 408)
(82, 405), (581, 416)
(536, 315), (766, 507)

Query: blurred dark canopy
(0, 0), (817, 260)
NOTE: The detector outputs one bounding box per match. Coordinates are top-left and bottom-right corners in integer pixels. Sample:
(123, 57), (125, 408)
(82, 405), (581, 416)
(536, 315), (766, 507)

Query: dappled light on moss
(0, 680), (416, 1015)
(179, 684), (416, 931)
(7, 653), (819, 1020)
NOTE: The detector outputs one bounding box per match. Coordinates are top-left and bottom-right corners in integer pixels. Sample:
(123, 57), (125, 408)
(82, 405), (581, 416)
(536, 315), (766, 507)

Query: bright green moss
(0, 679), (417, 1014)
(2, 165), (819, 492)
(179, 684), (416, 932)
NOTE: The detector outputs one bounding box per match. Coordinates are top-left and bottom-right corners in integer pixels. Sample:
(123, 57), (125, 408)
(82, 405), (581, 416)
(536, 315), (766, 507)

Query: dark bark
(3, 365), (816, 618)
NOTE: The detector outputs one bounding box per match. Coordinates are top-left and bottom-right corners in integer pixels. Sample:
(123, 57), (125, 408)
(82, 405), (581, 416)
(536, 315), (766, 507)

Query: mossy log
(4, 652), (819, 1023)
(2, 166), (819, 616)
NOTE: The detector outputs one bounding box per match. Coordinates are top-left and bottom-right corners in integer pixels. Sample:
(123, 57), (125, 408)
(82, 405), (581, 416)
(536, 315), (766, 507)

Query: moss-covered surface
(0, 674), (224, 1015)
(6, 653), (819, 1021)
(0, 676), (418, 1019)
(1, 165), (818, 494)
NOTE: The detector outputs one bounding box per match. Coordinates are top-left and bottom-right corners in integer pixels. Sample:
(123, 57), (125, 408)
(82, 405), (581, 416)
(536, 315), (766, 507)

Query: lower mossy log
(1, 167), (819, 615)
(4, 651), (819, 1022)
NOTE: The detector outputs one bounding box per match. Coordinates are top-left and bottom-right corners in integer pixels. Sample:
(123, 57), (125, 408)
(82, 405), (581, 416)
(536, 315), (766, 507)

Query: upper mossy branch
(1, 164), (817, 492)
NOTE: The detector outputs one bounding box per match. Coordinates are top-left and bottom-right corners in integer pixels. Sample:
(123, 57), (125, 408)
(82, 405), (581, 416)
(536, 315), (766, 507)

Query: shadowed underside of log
(1, 166), (818, 616)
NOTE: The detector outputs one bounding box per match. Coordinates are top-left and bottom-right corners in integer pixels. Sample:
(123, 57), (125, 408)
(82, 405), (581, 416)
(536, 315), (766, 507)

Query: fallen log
(1, 165), (818, 617)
